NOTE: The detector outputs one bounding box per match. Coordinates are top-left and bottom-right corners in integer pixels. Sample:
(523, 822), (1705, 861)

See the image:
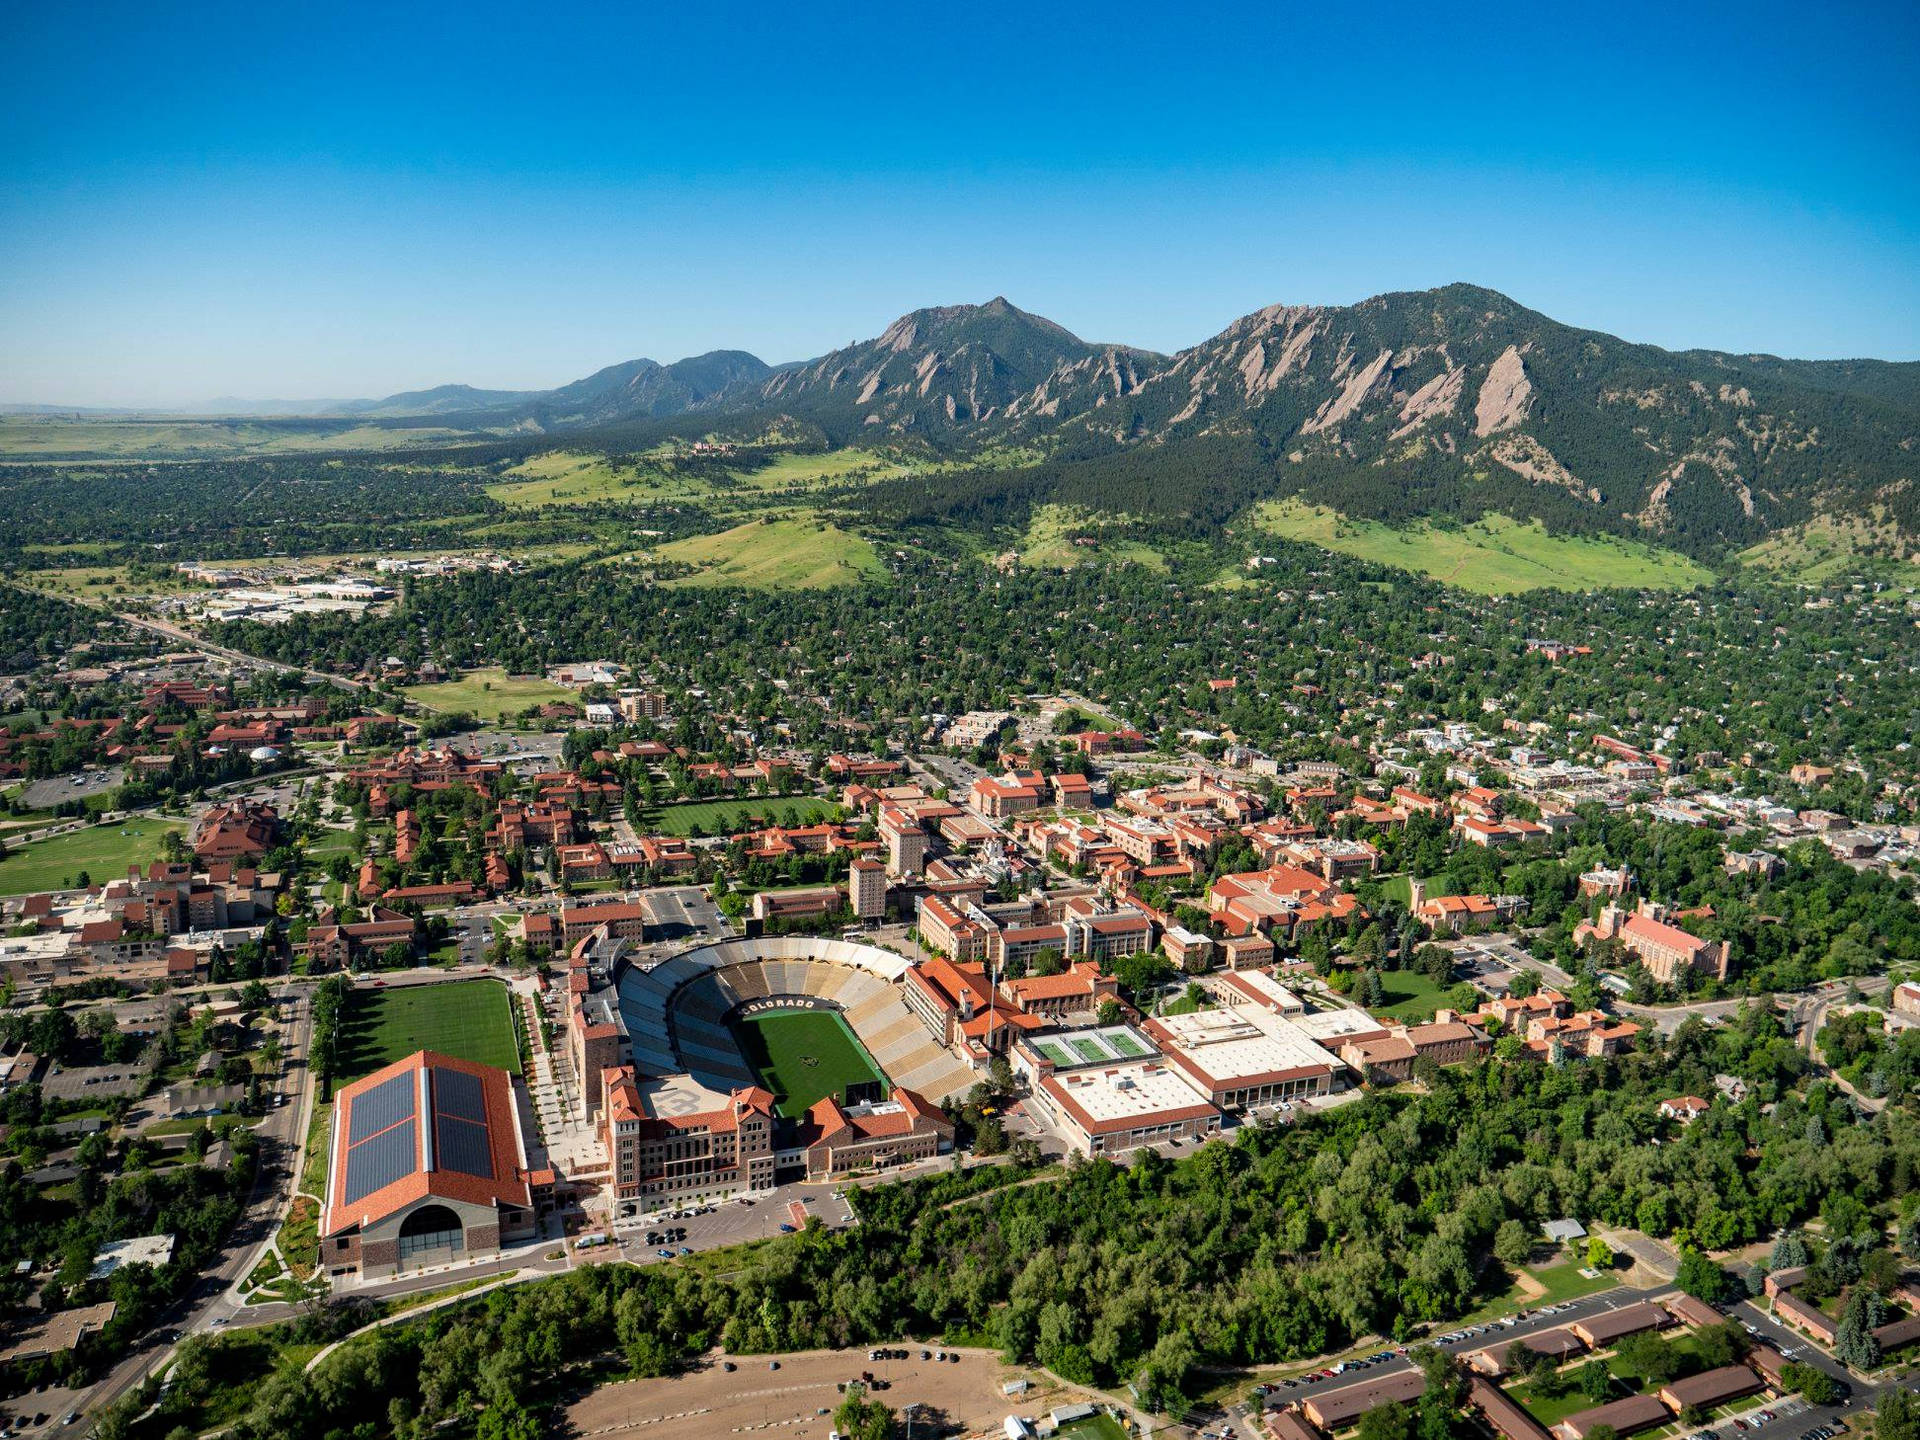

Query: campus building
(848, 856), (888, 920)
(1142, 1007), (1342, 1110)
(1013, 1027), (1221, 1157)
(321, 1051), (537, 1278)
(1574, 900), (1730, 984)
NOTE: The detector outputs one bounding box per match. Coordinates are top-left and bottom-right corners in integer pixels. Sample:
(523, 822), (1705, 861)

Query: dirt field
(567, 1345), (1094, 1439)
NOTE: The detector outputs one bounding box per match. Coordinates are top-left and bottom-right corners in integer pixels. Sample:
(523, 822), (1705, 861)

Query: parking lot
(20, 765), (127, 811)
(638, 885), (725, 942)
(607, 1181), (860, 1259)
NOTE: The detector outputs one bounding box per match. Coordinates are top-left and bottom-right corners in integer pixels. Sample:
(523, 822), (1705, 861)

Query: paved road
(54, 987), (315, 1430)
(99, 609), (368, 694)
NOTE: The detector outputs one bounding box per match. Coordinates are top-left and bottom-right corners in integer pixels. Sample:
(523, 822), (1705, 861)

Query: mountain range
(38, 286), (1920, 555)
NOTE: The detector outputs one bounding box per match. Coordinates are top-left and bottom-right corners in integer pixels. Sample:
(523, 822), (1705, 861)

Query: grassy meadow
(1253, 500), (1713, 595)
(654, 516), (887, 589)
(0, 817), (189, 894)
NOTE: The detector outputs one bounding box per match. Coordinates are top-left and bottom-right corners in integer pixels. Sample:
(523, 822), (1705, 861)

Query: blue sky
(3, 1), (1916, 406)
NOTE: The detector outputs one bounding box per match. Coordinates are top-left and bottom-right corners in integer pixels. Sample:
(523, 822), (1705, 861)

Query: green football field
(335, 979), (521, 1081)
(731, 1008), (886, 1117)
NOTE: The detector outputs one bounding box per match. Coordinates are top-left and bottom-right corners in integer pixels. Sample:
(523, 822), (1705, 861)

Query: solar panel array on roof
(436, 1115), (493, 1178)
(347, 1071), (417, 1144)
(432, 1066), (487, 1123)
(343, 1118), (418, 1204)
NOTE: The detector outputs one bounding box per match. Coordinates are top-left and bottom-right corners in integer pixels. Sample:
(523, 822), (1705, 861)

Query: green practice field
(335, 979), (520, 1081)
(0, 817), (188, 895)
(402, 667), (576, 720)
(1254, 500), (1713, 595)
(636, 796), (843, 836)
(731, 1008), (886, 1118)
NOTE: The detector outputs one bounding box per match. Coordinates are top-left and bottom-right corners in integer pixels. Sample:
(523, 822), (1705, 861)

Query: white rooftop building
(1291, 1006), (1391, 1046)
(1143, 1007), (1343, 1110)
(1027, 1058), (1219, 1158)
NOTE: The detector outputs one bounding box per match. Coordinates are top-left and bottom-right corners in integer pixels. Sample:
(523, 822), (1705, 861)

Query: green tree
(833, 1383), (895, 1440)
(1781, 1362), (1840, 1405)
(1358, 1401), (1415, 1440)
(1495, 1219), (1535, 1267)
(1578, 1358), (1611, 1402)
(1835, 1287), (1885, 1371)
(1878, 1387), (1920, 1440)
(1769, 1232), (1810, 1271)
(1676, 1249), (1733, 1304)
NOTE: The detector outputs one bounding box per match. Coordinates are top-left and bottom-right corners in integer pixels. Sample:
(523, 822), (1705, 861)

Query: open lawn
(403, 667), (575, 720)
(486, 451), (655, 508)
(303, 828), (358, 860)
(1510, 1376), (1610, 1429)
(734, 448), (901, 487)
(334, 979), (520, 1082)
(1527, 1257), (1618, 1305)
(1378, 873), (1457, 905)
(1053, 1418), (1130, 1440)
(732, 1008), (885, 1118)
(0, 816), (187, 895)
(21, 563), (211, 599)
(654, 516), (888, 590)
(1254, 500), (1713, 595)
(636, 795), (843, 837)
(1515, 1329), (1709, 1428)
(1370, 968), (1453, 1022)
(488, 447), (907, 512)
(1455, 1256), (1617, 1327)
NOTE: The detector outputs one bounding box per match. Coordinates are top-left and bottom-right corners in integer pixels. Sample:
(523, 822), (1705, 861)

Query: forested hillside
(282, 284), (1918, 561)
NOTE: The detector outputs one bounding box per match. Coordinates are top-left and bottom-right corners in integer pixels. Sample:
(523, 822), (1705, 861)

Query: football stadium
(615, 936), (977, 1122)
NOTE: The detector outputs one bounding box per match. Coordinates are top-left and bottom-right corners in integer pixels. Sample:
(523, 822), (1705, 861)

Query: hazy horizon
(4, 0), (1916, 409)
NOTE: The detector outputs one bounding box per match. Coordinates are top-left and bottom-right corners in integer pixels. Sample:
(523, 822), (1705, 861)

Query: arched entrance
(396, 1203), (465, 1265)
